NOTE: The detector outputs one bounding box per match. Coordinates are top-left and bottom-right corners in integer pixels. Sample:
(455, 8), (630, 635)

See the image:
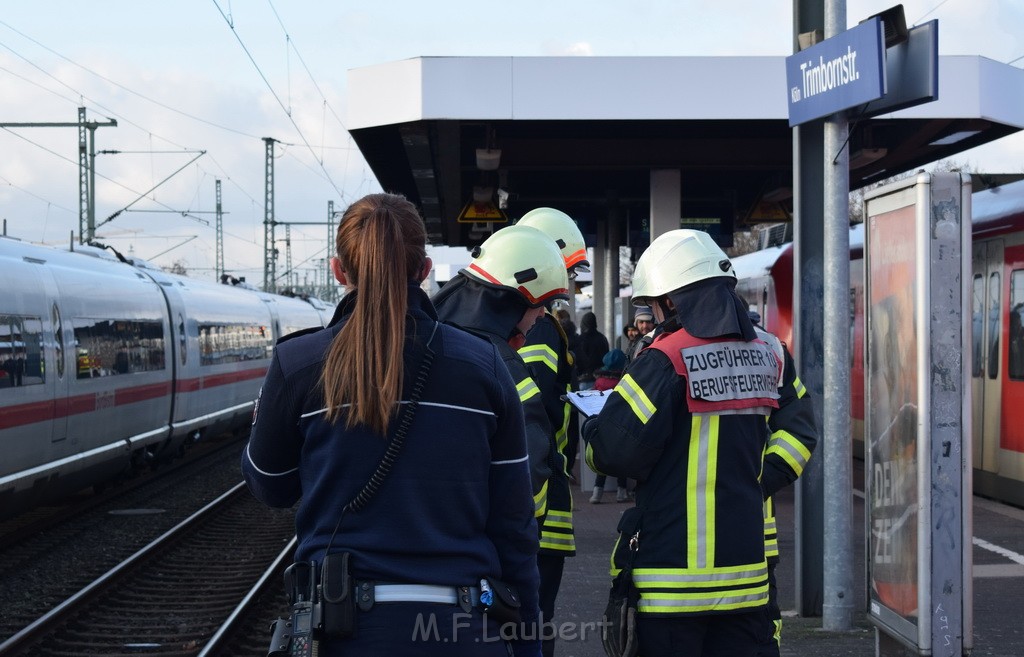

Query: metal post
(87, 125), (98, 243)
(215, 180), (224, 282)
(77, 108), (88, 244)
(793, 0), (826, 617)
(263, 137), (276, 293)
(822, 0), (855, 632)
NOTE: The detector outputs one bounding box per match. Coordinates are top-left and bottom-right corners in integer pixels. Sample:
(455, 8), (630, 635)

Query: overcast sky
(1, 1), (1021, 282)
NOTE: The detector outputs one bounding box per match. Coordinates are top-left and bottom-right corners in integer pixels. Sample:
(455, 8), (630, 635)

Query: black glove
(601, 572), (639, 657)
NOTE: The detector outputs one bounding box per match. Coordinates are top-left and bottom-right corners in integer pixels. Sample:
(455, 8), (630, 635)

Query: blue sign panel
(786, 17), (886, 127)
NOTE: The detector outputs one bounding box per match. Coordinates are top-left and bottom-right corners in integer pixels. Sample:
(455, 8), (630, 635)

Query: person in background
(627, 306), (656, 362)
(242, 193), (542, 656)
(516, 206), (589, 657)
(574, 311), (608, 390)
(588, 348), (630, 504)
(585, 229), (779, 657)
(619, 323), (639, 353)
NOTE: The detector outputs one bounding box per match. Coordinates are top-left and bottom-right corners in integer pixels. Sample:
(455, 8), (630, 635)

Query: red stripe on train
(0, 368), (266, 430)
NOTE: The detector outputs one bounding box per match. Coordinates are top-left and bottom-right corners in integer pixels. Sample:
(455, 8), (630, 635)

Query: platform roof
(347, 55), (1024, 247)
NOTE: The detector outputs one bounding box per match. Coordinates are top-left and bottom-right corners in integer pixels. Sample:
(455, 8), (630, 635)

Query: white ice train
(0, 236), (334, 516)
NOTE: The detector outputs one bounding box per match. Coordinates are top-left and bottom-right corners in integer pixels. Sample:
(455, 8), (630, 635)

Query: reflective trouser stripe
(687, 414), (719, 569)
(766, 430), (811, 476)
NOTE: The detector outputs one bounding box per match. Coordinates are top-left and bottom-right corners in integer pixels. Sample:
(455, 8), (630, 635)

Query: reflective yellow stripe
(633, 565), (771, 612)
(687, 415), (719, 569)
(613, 374), (656, 424)
(556, 384), (571, 453)
(766, 430), (812, 475)
(540, 511), (576, 551)
(792, 376), (807, 398)
(764, 498), (778, 556)
(636, 582), (769, 613)
(633, 563), (768, 587)
(517, 377), (541, 403)
(539, 532), (576, 551)
(534, 480), (548, 517)
(518, 344), (558, 373)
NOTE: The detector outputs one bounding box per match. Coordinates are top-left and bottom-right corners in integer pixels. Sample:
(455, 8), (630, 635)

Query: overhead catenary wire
(210, 0), (350, 205)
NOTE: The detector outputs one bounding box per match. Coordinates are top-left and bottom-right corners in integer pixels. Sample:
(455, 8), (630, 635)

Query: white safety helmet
(631, 229), (735, 306)
(464, 225), (570, 308)
(517, 207), (590, 273)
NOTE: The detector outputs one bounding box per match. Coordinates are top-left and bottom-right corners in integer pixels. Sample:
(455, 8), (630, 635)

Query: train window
(972, 275), (984, 378)
(0, 315), (44, 389)
(197, 323), (273, 366)
(52, 304), (64, 379)
(72, 318), (166, 379)
(988, 273), (1001, 380)
(1010, 270), (1024, 381)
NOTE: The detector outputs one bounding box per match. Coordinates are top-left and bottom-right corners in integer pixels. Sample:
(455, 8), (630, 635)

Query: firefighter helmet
(631, 229), (735, 305)
(464, 225), (570, 307)
(517, 207), (590, 273)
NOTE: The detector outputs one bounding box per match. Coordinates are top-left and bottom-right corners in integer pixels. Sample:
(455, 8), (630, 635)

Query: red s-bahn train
(0, 236), (334, 518)
(734, 178), (1024, 508)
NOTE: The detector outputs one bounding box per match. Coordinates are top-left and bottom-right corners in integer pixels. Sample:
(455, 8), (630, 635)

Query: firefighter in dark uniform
(433, 224), (571, 521)
(748, 311), (818, 657)
(515, 207), (590, 657)
(584, 229), (782, 657)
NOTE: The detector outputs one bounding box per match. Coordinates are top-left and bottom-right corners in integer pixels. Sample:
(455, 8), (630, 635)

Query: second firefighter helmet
(465, 225), (570, 307)
(517, 207), (590, 273)
(631, 229), (735, 305)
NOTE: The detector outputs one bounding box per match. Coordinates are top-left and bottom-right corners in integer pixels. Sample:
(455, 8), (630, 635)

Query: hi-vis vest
(616, 327), (781, 616)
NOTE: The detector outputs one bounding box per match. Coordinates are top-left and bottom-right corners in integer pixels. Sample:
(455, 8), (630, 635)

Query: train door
(1001, 245), (1024, 481)
(49, 301), (69, 445)
(972, 239), (1003, 474)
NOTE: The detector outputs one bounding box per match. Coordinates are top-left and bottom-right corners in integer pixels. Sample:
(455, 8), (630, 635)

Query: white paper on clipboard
(563, 389), (611, 418)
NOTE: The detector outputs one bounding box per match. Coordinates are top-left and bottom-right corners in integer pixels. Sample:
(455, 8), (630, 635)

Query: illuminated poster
(866, 201), (919, 632)
(864, 172), (971, 655)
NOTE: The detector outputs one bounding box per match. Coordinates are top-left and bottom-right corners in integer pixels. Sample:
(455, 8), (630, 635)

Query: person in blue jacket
(242, 193), (542, 657)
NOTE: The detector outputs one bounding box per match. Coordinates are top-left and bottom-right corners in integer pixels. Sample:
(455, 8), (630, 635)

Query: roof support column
(592, 211), (620, 347)
(649, 169), (681, 241)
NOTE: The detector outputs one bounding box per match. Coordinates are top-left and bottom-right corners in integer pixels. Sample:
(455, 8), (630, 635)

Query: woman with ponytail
(243, 193), (542, 656)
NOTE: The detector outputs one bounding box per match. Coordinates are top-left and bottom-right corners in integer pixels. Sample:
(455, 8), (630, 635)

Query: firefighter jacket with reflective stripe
(754, 326), (818, 561)
(519, 312), (576, 555)
(584, 326), (781, 616)
(432, 274), (554, 518)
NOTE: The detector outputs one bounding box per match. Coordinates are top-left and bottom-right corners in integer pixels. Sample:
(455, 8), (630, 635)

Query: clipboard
(562, 389), (610, 418)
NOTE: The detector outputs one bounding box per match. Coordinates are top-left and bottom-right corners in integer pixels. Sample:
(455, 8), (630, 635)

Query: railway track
(0, 483), (295, 656)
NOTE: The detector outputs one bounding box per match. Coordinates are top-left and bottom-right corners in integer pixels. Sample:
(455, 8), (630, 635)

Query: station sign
(785, 17), (886, 127)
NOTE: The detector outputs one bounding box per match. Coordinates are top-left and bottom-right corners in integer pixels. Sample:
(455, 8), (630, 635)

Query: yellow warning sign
(457, 200), (508, 223)
(744, 199), (791, 224)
